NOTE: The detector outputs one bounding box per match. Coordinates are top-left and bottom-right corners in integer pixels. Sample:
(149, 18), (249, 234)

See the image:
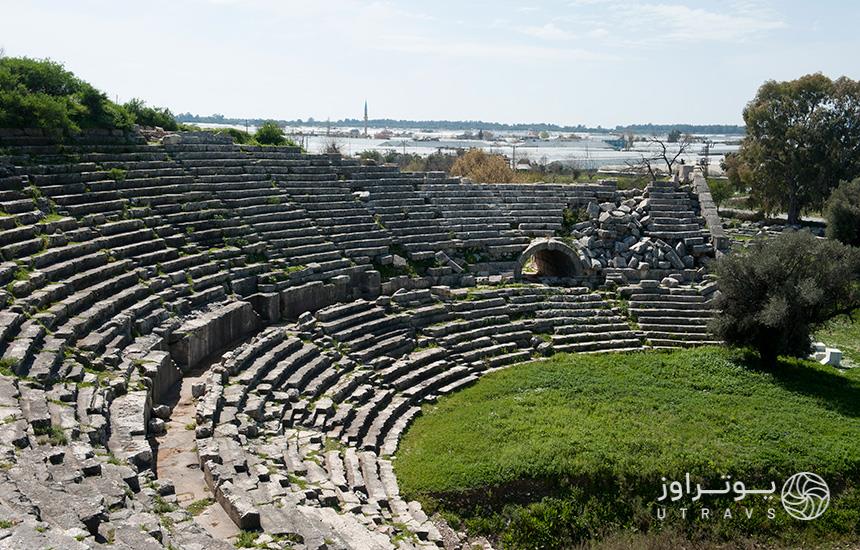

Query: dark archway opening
(530, 249), (579, 277)
(515, 239), (586, 281)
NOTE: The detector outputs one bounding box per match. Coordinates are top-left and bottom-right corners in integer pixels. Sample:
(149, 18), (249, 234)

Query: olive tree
(711, 230), (860, 367)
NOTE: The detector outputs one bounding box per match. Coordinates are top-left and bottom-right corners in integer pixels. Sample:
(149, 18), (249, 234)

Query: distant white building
(516, 159), (533, 171)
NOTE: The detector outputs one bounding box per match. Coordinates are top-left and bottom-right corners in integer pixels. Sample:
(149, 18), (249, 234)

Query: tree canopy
(733, 73), (860, 224)
(0, 56), (133, 134)
(825, 178), (860, 247)
(711, 230), (860, 366)
(0, 56), (177, 136)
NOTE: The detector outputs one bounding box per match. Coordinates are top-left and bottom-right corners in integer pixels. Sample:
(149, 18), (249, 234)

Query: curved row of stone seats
(316, 299), (416, 363)
(275, 178), (394, 261)
(423, 291), (532, 372)
(195, 326), (442, 549)
(493, 286), (643, 354)
(620, 279), (721, 348)
(0, 212), (152, 379)
(445, 285), (643, 355)
(194, 302), (463, 545)
(0, 197), (246, 381)
(5, 143), (289, 280)
(0, 128), (146, 149)
(191, 285), (656, 547)
(178, 161), (357, 283)
(486, 181), (618, 237)
(644, 180), (713, 246)
(417, 181), (532, 260)
(169, 144), (383, 262)
(168, 144), (385, 279)
(15, 147), (262, 253)
(248, 147), (350, 183)
(335, 163), (404, 181)
(346, 172), (459, 261)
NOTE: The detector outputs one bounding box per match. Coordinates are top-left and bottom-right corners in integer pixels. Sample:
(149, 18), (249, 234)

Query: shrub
(254, 121), (286, 145)
(107, 168), (126, 181)
(450, 148), (514, 183)
(123, 98), (178, 131)
(825, 178), (860, 247)
(711, 230), (860, 366)
(234, 530), (258, 548)
(213, 127), (253, 144)
(358, 149), (382, 163)
(321, 137), (343, 155)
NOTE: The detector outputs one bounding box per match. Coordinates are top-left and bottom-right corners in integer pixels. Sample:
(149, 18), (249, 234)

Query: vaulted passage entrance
(514, 239), (586, 279)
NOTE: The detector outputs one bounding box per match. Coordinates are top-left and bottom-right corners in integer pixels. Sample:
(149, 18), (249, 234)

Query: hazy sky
(2, 0), (858, 127)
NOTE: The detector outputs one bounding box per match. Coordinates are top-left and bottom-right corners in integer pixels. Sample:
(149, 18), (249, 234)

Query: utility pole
(364, 100), (368, 138)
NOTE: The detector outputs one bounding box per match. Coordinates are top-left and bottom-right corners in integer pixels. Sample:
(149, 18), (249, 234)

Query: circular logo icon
(781, 472), (829, 520)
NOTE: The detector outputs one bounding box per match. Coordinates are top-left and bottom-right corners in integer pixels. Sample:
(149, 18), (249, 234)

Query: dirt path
(154, 365), (239, 541)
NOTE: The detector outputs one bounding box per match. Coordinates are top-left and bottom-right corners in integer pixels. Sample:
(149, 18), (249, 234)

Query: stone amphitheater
(0, 128), (729, 549)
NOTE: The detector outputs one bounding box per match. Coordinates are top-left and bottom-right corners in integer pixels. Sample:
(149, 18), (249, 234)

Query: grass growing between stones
(395, 347), (860, 549)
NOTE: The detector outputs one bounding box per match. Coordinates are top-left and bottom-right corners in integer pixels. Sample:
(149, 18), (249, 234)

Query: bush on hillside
(0, 56), (134, 134)
(450, 148), (514, 183)
(123, 98), (178, 130)
(254, 121), (287, 145)
(826, 178), (860, 247)
(211, 127), (254, 144)
(0, 56), (182, 136)
(711, 230), (860, 366)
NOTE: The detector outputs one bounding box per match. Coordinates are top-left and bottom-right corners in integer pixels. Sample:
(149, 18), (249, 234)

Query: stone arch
(514, 238), (586, 280)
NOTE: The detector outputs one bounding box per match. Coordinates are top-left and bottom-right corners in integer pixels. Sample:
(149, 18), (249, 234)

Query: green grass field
(817, 309), (860, 366)
(395, 347), (860, 548)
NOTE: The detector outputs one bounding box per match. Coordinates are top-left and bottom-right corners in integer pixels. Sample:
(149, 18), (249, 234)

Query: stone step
(554, 338), (643, 353)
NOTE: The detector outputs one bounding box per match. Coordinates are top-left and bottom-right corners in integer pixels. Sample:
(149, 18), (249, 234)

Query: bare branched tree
(649, 134), (693, 176)
(626, 134), (693, 181)
(625, 156), (657, 181)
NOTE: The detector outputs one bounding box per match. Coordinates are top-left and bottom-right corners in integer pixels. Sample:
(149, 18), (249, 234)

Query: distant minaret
(364, 100), (368, 137)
